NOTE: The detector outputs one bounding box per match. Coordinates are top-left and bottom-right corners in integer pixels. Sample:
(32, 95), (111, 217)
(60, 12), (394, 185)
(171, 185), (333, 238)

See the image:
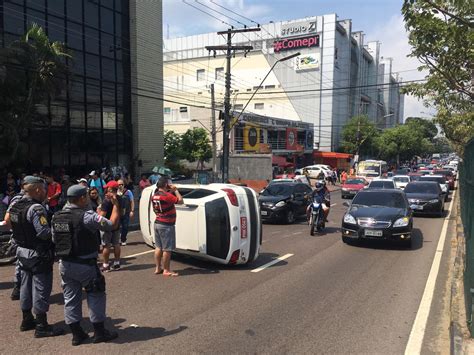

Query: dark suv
(259, 181), (313, 224)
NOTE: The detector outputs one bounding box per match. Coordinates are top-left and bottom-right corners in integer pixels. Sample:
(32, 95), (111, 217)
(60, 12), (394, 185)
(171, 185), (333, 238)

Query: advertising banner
(305, 130), (314, 150)
(286, 128), (298, 150)
(295, 52), (320, 71)
(243, 125), (260, 151)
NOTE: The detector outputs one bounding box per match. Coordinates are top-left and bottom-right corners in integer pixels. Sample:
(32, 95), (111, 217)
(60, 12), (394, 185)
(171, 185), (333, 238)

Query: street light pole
(210, 84), (217, 175)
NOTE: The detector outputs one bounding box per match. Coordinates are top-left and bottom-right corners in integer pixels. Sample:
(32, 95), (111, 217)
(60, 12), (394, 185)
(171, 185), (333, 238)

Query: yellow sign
(243, 125), (260, 151)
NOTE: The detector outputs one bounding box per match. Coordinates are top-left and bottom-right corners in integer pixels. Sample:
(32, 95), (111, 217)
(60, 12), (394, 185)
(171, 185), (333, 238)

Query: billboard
(295, 52), (320, 71)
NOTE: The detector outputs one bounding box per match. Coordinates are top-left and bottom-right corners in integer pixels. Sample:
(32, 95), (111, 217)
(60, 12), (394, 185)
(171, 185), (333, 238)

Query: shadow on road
(113, 321), (188, 344)
(0, 281), (14, 290)
(344, 227), (424, 251)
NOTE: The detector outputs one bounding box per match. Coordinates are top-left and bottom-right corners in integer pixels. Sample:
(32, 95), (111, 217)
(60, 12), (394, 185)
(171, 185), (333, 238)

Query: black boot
(34, 313), (64, 338)
(20, 310), (36, 331)
(69, 322), (89, 346)
(92, 322), (118, 343)
(10, 284), (20, 301)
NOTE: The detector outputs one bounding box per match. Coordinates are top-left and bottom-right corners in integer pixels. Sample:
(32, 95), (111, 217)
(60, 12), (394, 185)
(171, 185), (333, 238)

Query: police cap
(67, 184), (88, 198)
(23, 175), (45, 185)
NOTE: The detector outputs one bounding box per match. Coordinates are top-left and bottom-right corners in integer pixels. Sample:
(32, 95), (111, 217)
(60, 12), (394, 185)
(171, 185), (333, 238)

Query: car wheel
(286, 210), (295, 224)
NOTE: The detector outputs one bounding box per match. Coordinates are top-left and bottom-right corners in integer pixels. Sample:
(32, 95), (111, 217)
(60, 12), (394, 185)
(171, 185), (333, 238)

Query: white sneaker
(121, 242), (127, 246)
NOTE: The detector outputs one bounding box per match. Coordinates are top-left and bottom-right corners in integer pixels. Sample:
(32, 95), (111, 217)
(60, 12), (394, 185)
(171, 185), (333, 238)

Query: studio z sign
(273, 35), (320, 53)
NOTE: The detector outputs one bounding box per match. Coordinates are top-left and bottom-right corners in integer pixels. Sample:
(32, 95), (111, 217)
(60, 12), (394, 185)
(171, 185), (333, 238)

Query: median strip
(123, 249), (155, 259)
(251, 253), (294, 273)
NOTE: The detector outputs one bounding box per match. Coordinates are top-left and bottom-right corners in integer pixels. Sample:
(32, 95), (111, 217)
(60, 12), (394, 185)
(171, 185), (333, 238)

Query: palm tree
(0, 23), (70, 163)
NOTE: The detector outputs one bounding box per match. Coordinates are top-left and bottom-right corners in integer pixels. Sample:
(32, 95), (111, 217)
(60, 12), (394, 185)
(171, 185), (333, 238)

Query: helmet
(314, 181), (324, 192)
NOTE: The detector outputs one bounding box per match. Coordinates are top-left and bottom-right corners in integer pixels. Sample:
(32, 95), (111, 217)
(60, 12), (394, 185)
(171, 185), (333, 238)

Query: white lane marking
(331, 203), (337, 207)
(405, 188), (456, 354)
(251, 253), (294, 273)
(292, 231), (304, 235)
(123, 249), (155, 259)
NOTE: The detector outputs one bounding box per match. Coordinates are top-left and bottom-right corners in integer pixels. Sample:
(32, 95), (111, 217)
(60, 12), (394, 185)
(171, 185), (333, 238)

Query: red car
(433, 169), (455, 190)
(341, 177), (368, 199)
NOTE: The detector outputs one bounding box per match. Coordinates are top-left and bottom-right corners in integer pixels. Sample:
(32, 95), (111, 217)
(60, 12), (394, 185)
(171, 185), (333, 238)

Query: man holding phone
(152, 177), (183, 277)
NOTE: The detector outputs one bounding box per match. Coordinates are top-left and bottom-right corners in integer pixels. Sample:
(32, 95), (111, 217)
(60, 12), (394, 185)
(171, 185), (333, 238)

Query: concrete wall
(129, 0), (163, 176)
(229, 154), (273, 181)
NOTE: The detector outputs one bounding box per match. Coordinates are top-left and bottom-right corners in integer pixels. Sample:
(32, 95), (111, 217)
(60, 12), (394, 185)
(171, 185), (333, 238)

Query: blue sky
(163, 0), (433, 119)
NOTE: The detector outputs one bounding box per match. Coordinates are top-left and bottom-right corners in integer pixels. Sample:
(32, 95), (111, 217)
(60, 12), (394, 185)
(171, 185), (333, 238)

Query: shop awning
(313, 151), (353, 159)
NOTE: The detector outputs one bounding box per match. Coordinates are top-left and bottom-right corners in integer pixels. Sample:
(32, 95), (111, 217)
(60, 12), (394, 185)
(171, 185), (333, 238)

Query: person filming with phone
(152, 177), (183, 277)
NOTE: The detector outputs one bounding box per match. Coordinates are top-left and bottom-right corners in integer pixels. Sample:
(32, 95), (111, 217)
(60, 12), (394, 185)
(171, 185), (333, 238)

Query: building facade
(163, 14), (404, 153)
(0, 0), (163, 176)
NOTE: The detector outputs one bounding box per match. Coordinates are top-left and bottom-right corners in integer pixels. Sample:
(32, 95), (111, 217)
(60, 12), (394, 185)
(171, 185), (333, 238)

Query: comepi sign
(273, 34), (320, 53)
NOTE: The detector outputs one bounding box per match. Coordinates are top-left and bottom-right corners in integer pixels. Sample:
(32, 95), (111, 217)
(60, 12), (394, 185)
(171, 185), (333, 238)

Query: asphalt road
(0, 188), (454, 353)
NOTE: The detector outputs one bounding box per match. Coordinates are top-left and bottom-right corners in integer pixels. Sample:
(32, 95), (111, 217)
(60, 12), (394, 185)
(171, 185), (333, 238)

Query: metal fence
(460, 138), (474, 335)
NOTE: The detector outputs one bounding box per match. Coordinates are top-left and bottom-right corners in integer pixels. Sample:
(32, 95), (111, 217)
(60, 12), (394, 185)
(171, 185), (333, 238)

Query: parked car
(341, 177), (368, 199)
(259, 180), (313, 224)
(392, 175), (410, 190)
(404, 181), (445, 216)
(408, 173), (422, 182)
(341, 189), (413, 247)
(367, 179), (396, 189)
(419, 175), (449, 199)
(139, 183), (261, 265)
(302, 165), (325, 179)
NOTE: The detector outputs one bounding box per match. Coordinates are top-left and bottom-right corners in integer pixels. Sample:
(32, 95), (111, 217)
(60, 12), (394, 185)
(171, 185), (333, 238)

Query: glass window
(85, 53), (100, 79)
(87, 106), (102, 129)
(115, 12), (122, 38)
(84, 27), (99, 54)
(50, 103), (67, 127)
(234, 104), (243, 111)
(254, 103), (264, 110)
(205, 198), (230, 259)
(103, 110), (116, 130)
(48, 15), (65, 43)
(164, 107), (171, 114)
(66, 0), (82, 23)
(101, 32), (114, 58)
(66, 21), (83, 50)
(86, 79), (100, 103)
(196, 69), (205, 82)
(179, 107), (188, 113)
(69, 104), (85, 127)
(115, 0), (123, 12)
(48, 0), (64, 16)
(116, 85), (123, 107)
(102, 58), (115, 81)
(4, 3), (25, 35)
(84, 0), (99, 28)
(6, 0), (23, 4)
(26, 0), (45, 11)
(101, 0), (114, 9)
(70, 51), (84, 75)
(102, 82), (115, 106)
(215, 67), (224, 81)
(100, 7), (114, 34)
(70, 76), (84, 102)
(116, 61), (124, 83)
(26, 9), (45, 29)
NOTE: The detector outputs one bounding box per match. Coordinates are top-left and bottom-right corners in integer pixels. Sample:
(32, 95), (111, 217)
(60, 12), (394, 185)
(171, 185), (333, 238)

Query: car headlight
(429, 199), (439, 203)
(274, 201), (286, 208)
(408, 199), (416, 203)
(393, 217), (410, 227)
(343, 214), (357, 224)
(342, 188), (348, 191)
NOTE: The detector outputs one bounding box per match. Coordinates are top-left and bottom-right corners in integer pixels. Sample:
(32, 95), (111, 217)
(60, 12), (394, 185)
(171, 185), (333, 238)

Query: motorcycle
(309, 195), (325, 236)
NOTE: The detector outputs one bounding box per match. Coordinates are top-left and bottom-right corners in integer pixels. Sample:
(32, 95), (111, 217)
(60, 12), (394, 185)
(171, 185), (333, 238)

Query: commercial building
(0, 0), (163, 175)
(163, 14), (405, 156)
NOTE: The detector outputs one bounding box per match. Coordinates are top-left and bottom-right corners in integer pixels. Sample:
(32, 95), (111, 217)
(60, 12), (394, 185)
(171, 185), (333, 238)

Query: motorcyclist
(306, 180), (330, 224)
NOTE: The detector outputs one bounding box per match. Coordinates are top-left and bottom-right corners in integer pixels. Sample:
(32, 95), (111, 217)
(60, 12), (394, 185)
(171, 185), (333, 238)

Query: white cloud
(367, 14), (432, 121)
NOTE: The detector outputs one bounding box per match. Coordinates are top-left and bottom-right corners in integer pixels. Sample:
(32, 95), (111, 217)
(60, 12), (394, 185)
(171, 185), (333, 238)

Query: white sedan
(392, 175), (410, 190)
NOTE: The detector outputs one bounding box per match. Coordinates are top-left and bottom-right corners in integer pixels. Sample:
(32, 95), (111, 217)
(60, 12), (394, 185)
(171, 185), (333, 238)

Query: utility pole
(206, 27), (261, 182)
(210, 83), (217, 176)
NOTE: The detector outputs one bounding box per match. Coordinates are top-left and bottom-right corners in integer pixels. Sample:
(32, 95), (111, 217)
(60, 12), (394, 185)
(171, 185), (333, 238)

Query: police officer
(8, 175), (64, 338)
(52, 184), (120, 346)
(0, 180), (25, 300)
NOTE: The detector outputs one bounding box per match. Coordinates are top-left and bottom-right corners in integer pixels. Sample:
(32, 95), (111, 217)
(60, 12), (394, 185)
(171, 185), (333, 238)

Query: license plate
(364, 229), (383, 237)
(261, 210), (268, 216)
(410, 204), (423, 210)
(349, 190), (356, 194)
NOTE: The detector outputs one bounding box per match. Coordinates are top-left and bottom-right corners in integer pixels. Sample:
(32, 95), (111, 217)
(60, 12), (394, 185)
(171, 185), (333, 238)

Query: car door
(293, 184), (308, 216)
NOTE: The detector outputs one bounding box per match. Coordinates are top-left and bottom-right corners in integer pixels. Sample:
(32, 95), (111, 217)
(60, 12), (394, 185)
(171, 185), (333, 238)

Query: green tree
(181, 128), (212, 170)
(404, 116), (438, 141)
(164, 130), (184, 162)
(339, 115), (379, 157)
(0, 23), (70, 164)
(402, 0), (474, 155)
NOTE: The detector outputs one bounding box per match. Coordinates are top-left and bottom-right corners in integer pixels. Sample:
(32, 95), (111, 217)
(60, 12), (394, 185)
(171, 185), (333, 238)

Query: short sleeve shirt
(152, 190), (179, 225)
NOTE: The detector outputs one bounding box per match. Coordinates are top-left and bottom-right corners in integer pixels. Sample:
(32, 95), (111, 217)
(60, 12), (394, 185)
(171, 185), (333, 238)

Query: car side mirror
(343, 201), (350, 207)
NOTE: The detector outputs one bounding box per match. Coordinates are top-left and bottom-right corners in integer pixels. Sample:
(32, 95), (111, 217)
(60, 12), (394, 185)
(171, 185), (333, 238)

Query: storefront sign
(243, 126), (260, 151)
(281, 20), (317, 37)
(305, 130), (314, 150)
(273, 34), (320, 53)
(286, 128), (298, 150)
(295, 52), (320, 71)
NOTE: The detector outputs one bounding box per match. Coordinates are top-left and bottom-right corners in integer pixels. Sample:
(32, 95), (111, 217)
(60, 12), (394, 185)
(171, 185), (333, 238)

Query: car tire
(286, 210), (295, 224)
(342, 236), (351, 244)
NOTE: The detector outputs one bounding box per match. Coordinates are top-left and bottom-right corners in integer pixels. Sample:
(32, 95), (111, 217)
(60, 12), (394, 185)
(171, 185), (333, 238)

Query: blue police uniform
(52, 184), (119, 345)
(6, 191), (24, 299)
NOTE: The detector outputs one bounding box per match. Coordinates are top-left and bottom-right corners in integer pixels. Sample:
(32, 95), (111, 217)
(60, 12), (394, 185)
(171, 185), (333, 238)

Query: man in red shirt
(46, 173), (62, 215)
(152, 177), (183, 277)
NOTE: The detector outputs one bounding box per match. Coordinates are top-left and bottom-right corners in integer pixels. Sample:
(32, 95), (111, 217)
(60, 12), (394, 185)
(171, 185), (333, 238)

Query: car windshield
(404, 183), (439, 194)
(420, 176), (445, 184)
(346, 179), (365, 185)
(262, 184), (294, 196)
(393, 177), (409, 183)
(369, 181), (394, 189)
(352, 192), (406, 209)
(409, 175), (422, 181)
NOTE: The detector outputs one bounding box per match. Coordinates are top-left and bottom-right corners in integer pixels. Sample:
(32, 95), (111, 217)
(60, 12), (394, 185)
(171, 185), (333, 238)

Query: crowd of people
(0, 168), (183, 346)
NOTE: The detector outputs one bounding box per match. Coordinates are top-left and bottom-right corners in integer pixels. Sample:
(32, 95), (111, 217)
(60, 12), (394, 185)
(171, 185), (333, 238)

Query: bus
(356, 160), (388, 181)
(139, 183), (262, 265)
